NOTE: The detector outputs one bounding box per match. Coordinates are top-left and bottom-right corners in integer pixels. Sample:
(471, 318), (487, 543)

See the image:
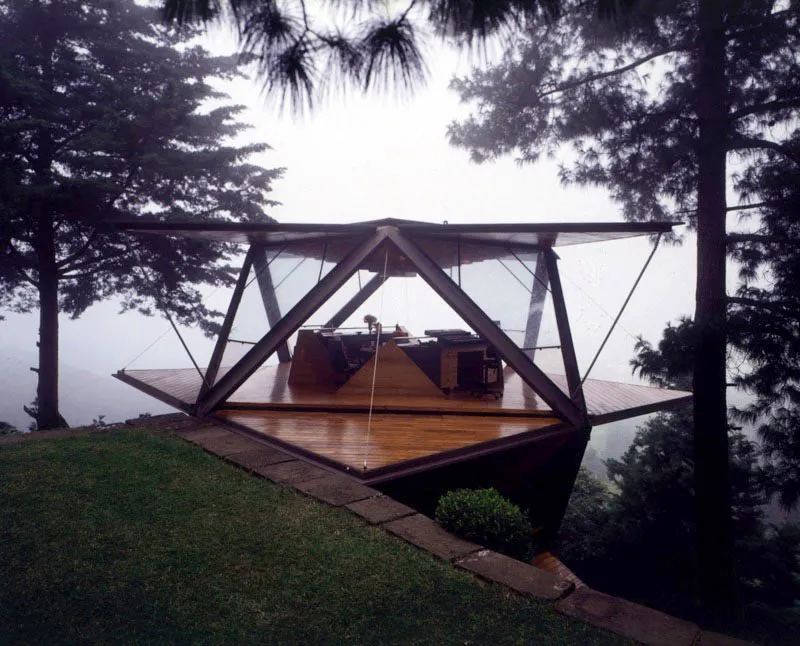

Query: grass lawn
(0, 430), (626, 645)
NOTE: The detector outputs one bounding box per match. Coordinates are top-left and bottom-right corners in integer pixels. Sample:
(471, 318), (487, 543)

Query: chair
(471, 352), (503, 399)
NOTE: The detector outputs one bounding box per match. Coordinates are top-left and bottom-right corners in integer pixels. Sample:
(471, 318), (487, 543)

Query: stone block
(196, 432), (261, 457)
(345, 496), (416, 525)
(125, 413), (187, 426)
(456, 550), (573, 600)
(225, 446), (295, 471)
(293, 474), (378, 506)
(175, 426), (228, 442)
(255, 460), (331, 484)
(557, 587), (700, 646)
(383, 514), (480, 561)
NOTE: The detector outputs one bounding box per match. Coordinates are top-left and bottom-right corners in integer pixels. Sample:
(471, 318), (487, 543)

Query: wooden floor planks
(118, 363), (691, 422)
(215, 408), (563, 472)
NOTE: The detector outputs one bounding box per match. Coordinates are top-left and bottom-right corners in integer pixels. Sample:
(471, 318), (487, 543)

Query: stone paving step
(557, 587), (700, 646)
(384, 513), (480, 562)
(533, 550), (586, 589)
(345, 496), (416, 525)
(224, 446), (295, 472)
(457, 549), (574, 601)
(696, 630), (757, 646)
(195, 432), (263, 457)
(177, 426), (230, 443)
(294, 474), (379, 507)
(256, 460), (332, 484)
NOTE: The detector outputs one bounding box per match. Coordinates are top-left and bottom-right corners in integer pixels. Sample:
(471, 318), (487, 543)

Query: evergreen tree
(728, 135), (800, 511)
(557, 324), (800, 637)
(0, 421), (20, 436)
(0, 0), (283, 429)
(444, 0), (799, 616)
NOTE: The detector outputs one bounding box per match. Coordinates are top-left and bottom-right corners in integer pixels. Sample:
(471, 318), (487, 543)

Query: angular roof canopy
(115, 217), (678, 248)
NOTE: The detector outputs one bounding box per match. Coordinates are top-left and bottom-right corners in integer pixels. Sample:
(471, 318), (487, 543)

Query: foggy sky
(0, 29), (732, 445)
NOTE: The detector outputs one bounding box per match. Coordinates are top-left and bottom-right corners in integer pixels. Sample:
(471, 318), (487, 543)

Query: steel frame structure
(193, 224), (588, 427)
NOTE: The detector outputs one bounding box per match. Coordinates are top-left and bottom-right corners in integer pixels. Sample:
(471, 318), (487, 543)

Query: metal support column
(198, 248), (255, 402)
(522, 252), (549, 361)
(197, 229), (390, 415)
(252, 245), (291, 363)
(543, 249), (587, 417)
(387, 229), (583, 427)
(324, 273), (389, 329)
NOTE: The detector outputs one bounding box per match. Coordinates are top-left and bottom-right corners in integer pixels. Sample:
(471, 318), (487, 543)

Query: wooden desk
(439, 343), (488, 389)
(295, 330), (502, 395)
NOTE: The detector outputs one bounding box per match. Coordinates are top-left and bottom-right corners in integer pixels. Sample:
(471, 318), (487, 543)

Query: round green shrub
(435, 488), (533, 561)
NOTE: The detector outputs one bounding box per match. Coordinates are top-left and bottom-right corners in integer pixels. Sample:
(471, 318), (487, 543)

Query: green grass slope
(0, 430), (625, 645)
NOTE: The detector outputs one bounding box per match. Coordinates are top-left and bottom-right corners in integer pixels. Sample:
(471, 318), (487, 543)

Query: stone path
(1, 413), (756, 646)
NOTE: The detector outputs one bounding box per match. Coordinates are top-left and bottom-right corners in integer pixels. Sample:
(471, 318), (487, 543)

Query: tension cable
(575, 233), (662, 395)
(363, 247), (390, 471)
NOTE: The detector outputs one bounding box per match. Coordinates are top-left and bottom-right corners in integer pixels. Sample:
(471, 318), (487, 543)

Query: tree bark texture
(694, 0), (737, 618)
(36, 215), (65, 430)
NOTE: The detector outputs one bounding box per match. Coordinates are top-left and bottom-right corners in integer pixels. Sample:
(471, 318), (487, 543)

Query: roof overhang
(111, 217), (680, 249)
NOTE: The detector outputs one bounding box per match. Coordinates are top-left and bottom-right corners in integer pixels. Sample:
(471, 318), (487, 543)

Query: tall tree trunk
(694, 0), (737, 618)
(36, 215), (65, 430)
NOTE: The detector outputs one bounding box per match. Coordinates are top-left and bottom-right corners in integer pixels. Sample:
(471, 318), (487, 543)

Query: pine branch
(51, 123), (97, 155)
(729, 98), (800, 122)
(16, 268), (39, 288)
(4, 242), (36, 268)
(727, 296), (796, 313)
(726, 233), (789, 244)
(57, 231), (98, 270)
(60, 270), (104, 280)
(726, 201), (777, 213)
(728, 136), (800, 164)
(540, 45), (686, 98)
(57, 249), (127, 276)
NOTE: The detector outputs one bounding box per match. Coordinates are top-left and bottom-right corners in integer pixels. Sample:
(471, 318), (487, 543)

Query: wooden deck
(115, 363), (690, 482)
(116, 364), (691, 423)
(215, 408), (564, 476)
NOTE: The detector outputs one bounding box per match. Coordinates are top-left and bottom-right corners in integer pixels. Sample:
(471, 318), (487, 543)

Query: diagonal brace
(543, 249), (587, 417)
(325, 273), (389, 329)
(252, 245), (291, 363)
(196, 229), (390, 415)
(198, 247), (255, 401)
(386, 228), (584, 427)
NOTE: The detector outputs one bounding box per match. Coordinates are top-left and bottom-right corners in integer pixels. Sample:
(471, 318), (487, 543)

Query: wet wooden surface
(215, 408), (562, 472)
(119, 364), (690, 422)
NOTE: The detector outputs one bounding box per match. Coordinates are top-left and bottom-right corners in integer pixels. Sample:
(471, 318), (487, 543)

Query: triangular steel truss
(195, 224), (588, 426)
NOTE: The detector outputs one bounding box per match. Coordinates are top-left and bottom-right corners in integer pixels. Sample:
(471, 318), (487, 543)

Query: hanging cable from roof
(363, 246), (390, 471)
(123, 248), (258, 370)
(130, 249), (209, 389)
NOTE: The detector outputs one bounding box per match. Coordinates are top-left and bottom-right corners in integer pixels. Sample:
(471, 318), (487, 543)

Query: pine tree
(445, 0), (799, 617)
(557, 324), (800, 635)
(0, 0), (283, 429)
(728, 134), (800, 511)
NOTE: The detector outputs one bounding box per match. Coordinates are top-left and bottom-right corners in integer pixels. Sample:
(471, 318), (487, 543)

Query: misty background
(0, 31), (731, 474)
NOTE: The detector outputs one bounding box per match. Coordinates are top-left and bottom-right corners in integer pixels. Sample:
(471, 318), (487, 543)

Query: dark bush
(435, 488), (533, 560)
